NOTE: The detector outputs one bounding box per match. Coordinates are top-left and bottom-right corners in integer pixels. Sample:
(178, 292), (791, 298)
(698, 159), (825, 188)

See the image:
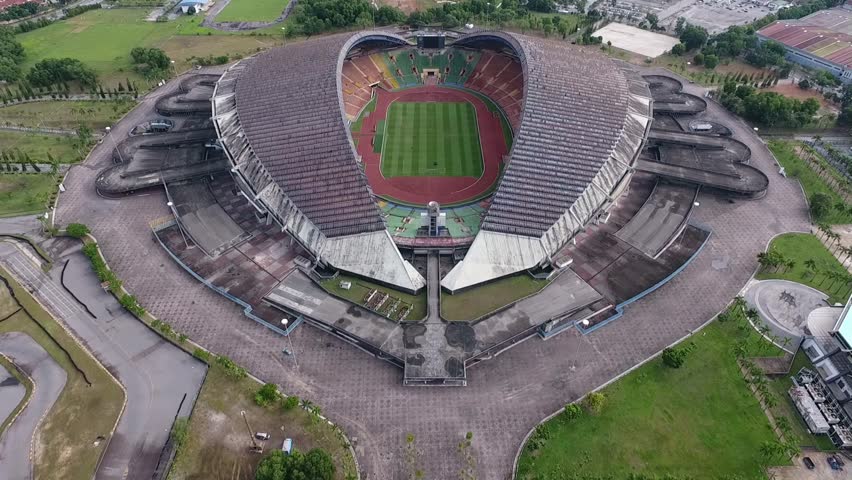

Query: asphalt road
(0, 363), (26, 428)
(0, 242), (206, 480)
(0, 332), (67, 480)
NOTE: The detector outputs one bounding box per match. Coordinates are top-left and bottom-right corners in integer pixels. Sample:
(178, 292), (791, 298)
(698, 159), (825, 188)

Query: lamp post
(104, 127), (124, 164)
(170, 59), (176, 77)
(570, 319), (590, 371)
(281, 318), (298, 369)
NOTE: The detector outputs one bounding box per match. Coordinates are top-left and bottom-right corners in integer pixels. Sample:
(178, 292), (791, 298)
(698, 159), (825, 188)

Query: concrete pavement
(52, 67), (812, 478)
(0, 362), (26, 428)
(0, 332), (66, 480)
(743, 279), (829, 351)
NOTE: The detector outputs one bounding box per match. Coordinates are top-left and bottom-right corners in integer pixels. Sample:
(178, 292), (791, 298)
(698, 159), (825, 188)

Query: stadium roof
(758, 5), (852, 70)
(213, 30), (651, 292)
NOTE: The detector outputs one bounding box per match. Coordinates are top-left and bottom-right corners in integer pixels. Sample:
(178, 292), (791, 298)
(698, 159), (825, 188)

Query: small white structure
(790, 386), (831, 434)
(179, 0), (210, 14)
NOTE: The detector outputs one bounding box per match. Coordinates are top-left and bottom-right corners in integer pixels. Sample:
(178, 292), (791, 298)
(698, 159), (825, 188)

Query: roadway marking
(0, 255), (83, 320)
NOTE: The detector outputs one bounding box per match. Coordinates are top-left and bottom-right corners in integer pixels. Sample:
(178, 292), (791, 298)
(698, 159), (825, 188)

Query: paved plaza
(44, 68), (812, 478)
(743, 279), (830, 351)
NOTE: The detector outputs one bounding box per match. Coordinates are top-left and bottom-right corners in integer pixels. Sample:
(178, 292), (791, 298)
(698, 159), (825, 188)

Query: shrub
(119, 293), (145, 317)
(66, 222), (90, 238)
(193, 348), (210, 363)
(662, 346), (688, 368)
(255, 383), (281, 407)
(585, 392), (606, 414)
(170, 417), (190, 457)
(563, 403), (583, 420)
(282, 395), (300, 410)
(215, 355), (247, 379)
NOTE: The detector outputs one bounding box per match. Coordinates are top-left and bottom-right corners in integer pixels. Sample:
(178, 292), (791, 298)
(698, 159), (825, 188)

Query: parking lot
(597, 0), (781, 34)
(770, 452), (851, 479)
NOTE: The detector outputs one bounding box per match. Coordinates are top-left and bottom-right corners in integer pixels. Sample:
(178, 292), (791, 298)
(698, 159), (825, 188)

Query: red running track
(353, 86), (508, 206)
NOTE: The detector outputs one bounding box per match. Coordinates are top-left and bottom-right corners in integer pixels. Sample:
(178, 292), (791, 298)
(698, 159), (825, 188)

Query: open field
(0, 131), (82, 164)
(768, 140), (852, 225)
(169, 363), (357, 480)
(0, 267), (124, 480)
(216, 0), (290, 22)
(756, 233), (850, 304)
(321, 274), (427, 321)
(441, 274), (548, 321)
(16, 9), (280, 88)
(0, 100), (135, 130)
(0, 174), (58, 217)
(768, 350), (837, 452)
(516, 317), (784, 479)
(382, 101), (483, 178)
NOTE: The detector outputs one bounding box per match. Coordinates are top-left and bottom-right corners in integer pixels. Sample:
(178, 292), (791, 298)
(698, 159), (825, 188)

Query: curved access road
(0, 332), (67, 480)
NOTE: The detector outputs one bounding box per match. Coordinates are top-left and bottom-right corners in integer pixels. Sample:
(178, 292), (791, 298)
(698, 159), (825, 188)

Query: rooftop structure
(758, 5), (852, 82)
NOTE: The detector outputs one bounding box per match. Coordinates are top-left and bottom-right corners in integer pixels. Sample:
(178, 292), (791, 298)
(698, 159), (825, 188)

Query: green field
(517, 316), (784, 479)
(216, 0), (290, 22)
(441, 274), (548, 321)
(0, 174), (58, 217)
(756, 232), (850, 304)
(0, 100), (134, 130)
(16, 9), (280, 88)
(0, 131), (82, 165)
(381, 101), (483, 178)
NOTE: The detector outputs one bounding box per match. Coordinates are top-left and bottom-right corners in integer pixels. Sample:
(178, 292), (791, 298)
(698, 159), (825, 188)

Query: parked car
(828, 456), (842, 470)
(832, 455), (845, 467)
(803, 457), (815, 470)
(255, 432), (270, 441)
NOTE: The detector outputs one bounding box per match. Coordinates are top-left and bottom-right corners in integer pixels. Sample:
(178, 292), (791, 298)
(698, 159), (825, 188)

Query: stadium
(98, 29), (768, 384)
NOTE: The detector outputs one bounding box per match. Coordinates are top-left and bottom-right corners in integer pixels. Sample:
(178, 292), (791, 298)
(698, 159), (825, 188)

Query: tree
(798, 78), (811, 89)
(693, 52), (705, 65)
(671, 43), (686, 55)
(27, 58), (98, 89)
(703, 54), (718, 69)
(680, 23), (708, 50)
(563, 403), (583, 420)
(810, 192), (833, 219)
(662, 347), (687, 368)
(255, 448), (335, 480)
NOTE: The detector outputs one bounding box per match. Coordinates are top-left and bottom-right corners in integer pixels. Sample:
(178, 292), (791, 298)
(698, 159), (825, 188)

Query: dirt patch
(376, 0), (433, 13)
(765, 83), (838, 111)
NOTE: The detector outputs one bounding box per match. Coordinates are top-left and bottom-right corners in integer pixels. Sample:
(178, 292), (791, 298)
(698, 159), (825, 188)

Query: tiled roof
(455, 33), (631, 237)
(758, 6), (852, 69)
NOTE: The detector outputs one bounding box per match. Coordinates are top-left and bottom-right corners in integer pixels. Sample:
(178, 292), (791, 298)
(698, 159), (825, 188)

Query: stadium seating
(464, 51), (523, 130)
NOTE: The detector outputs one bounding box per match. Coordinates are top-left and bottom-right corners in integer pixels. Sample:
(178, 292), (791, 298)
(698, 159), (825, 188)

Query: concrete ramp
(615, 181), (699, 258)
(165, 179), (249, 257)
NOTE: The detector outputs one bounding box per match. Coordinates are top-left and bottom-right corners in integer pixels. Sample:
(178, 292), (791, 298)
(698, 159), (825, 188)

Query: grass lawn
(517, 317), (784, 479)
(768, 139), (852, 224)
(756, 232), (849, 304)
(16, 9), (280, 89)
(381, 101), (483, 178)
(0, 174), (58, 217)
(0, 100), (135, 130)
(169, 364), (357, 480)
(768, 350), (837, 452)
(0, 131), (82, 164)
(0, 267), (124, 480)
(321, 274), (427, 321)
(441, 274), (548, 321)
(216, 0), (290, 22)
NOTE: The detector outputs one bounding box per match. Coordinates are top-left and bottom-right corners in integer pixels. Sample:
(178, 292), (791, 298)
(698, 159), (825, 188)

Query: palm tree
(804, 259), (818, 278)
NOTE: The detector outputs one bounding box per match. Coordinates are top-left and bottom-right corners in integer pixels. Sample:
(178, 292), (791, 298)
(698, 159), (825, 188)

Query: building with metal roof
(212, 30), (652, 293)
(758, 5), (852, 83)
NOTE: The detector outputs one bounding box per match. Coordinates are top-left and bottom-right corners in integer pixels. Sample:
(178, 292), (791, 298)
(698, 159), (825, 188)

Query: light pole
(281, 318), (298, 369)
(281, 27), (287, 46)
(570, 319), (590, 371)
(104, 126), (124, 164)
(170, 59), (176, 77)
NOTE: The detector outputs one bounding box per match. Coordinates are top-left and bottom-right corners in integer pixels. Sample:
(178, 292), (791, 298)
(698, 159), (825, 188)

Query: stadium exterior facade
(212, 30), (652, 293)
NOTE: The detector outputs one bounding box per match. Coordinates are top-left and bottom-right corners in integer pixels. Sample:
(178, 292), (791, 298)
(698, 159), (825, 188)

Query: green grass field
(517, 316), (784, 479)
(0, 100), (134, 130)
(381, 101), (483, 178)
(756, 232), (850, 304)
(15, 9), (280, 88)
(0, 131), (82, 164)
(441, 274), (548, 321)
(216, 0), (290, 22)
(0, 174), (58, 217)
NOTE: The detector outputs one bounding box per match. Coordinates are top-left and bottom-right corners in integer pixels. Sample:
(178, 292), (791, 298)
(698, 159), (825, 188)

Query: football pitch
(380, 101), (483, 178)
